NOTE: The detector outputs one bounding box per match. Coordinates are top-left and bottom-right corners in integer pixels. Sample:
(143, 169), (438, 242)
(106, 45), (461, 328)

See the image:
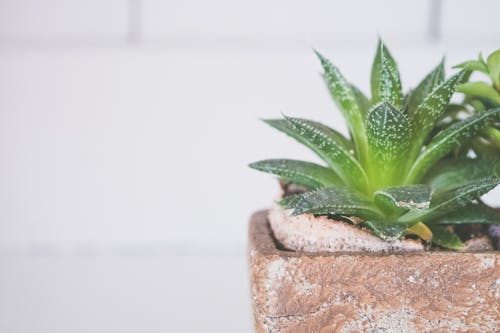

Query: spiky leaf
(315, 51), (368, 163)
(290, 186), (382, 220)
(265, 117), (367, 191)
(363, 220), (407, 241)
(429, 226), (465, 250)
(264, 118), (352, 150)
(407, 59), (445, 116)
(366, 102), (410, 187)
(374, 184), (431, 216)
(428, 203), (500, 225)
(399, 176), (500, 223)
(249, 159), (342, 190)
(279, 193), (305, 209)
(425, 158), (499, 193)
(407, 107), (500, 182)
(458, 82), (500, 104)
(371, 40), (403, 109)
(409, 69), (467, 158)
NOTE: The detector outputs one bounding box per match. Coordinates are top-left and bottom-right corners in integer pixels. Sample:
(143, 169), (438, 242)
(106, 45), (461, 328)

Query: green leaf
(399, 176), (500, 223)
(264, 118), (352, 151)
(366, 102), (410, 187)
(350, 84), (370, 117)
(290, 186), (382, 220)
(487, 49), (500, 89)
(264, 117), (367, 191)
(429, 226), (465, 250)
(363, 220), (407, 241)
(453, 59), (489, 75)
(483, 127), (500, 148)
(407, 59), (445, 116)
(371, 39), (403, 109)
(374, 184), (431, 216)
(428, 203), (500, 225)
(279, 193), (306, 209)
(470, 99), (487, 112)
(406, 107), (500, 183)
(249, 159), (342, 190)
(315, 51), (369, 164)
(457, 82), (500, 104)
(425, 158), (499, 193)
(408, 69), (467, 159)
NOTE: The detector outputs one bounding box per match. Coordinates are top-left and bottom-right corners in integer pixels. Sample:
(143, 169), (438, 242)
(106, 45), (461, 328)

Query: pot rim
(250, 210), (500, 258)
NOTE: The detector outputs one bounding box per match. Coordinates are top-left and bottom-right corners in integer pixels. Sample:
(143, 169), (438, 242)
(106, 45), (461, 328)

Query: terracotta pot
(248, 210), (500, 332)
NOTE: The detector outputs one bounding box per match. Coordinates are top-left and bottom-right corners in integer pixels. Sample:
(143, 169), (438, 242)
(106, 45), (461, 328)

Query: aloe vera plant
(250, 40), (500, 250)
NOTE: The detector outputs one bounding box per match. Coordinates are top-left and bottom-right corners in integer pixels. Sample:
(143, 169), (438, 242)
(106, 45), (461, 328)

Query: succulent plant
(448, 49), (500, 157)
(250, 40), (500, 250)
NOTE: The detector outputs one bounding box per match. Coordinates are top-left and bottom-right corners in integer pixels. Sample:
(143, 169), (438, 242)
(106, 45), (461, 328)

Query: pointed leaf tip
(371, 39), (403, 109)
(262, 116), (366, 190)
(317, 52), (369, 167)
(248, 159), (342, 190)
(406, 59), (446, 117)
(439, 56), (446, 66)
(408, 68), (468, 162)
(314, 50), (328, 65)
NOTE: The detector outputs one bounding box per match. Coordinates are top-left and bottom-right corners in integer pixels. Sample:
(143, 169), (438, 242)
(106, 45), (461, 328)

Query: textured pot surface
(269, 204), (426, 254)
(248, 210), (500, 333)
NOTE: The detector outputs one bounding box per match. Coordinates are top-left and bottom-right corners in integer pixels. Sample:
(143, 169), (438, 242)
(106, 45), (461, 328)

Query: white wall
(0, 0), (499, 251)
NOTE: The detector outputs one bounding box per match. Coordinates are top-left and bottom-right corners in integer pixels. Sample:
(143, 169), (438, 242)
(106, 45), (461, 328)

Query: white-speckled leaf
(291, 186), (382, 220)
(409, 69), (467, 158)
(279, 193), (306, 209)
(315, 51), (369, 165)
(399, 176), (500, 223)
(264, 118), (352, 150)
(407, 107), (500, 183)
(407, 59), (445, 116)
(371, 40), (403, 109)
(374, 184), (431, 216)
(366, 102), (410, 187)
(428, 203), (500, 225)
(363, 220), (408, 241)
(425, 158), (499, 194)
(249, 159), (342, 190)
(264, 117), (367, 191)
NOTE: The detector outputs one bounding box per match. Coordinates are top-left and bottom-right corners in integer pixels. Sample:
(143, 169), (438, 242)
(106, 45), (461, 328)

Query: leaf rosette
(250, 40), (500, 249)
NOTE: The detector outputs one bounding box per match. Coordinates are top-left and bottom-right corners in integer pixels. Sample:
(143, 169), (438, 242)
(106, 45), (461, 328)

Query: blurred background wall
(0, 1), (499, 332)
(1, 0), (499, 250)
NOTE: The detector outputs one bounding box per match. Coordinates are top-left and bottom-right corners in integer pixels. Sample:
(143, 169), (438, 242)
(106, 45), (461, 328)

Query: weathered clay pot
(248, 210), (500, 332)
